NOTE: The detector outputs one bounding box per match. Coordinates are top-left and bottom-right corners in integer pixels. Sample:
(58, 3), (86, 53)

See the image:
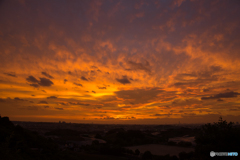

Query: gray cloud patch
(14, 97), (24, 101)
(42, 72), (54, 79)
(98, 86), (106, 89)
(64, 79), (68, 84)
(26, 76), (39, 83)
(115, 87), (164, 104)
(30, 84), (39, 88)
(127, 60), (151, 73)
(38, 78), (54, 86)
(0, 98), (6, 102)
(81, 76), (88, 81)
(4, 72), (17, 77)
(201, 91), (240, 100)
(69, 102), (90, 106)
(55, 107), (64, 110)
(27, 106), (38, 110)
(26, 76), (53, 87)
(116, 76), (131, 84)
(47, 96), (57, 99)
(152, 113), (172, 117)
(38, 101), (48, 104)
(74, 83), (83, 87)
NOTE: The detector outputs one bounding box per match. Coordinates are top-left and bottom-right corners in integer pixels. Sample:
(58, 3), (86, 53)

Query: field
(126, 144), (194, 157)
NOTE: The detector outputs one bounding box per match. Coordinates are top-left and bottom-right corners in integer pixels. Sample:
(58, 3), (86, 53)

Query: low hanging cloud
(201, 91), (240, 100)
(116, 76), (131, 84)
(41, 72), (54, 79)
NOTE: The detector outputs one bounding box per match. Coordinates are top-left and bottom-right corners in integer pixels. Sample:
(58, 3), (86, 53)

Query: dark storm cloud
(41, 72), (54, 79)
(55, 107), (64, 110)
(73, 83), (82, 87)
(38, 78), (53, 86)
(4, 72), (17, 77)
(38, 101), (48, 104)
(127, 60), (151, 73)
(116, 76), (131, 84)
(26, 76), (39, 83)
(92, 91), (96, 93)
(201, 91), (240, 100)
(47, 96), (57, 99)
(64, 79), (68, 84)
(81, 76), (88, 81)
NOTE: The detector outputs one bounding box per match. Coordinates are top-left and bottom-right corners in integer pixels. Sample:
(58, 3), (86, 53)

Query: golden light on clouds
(0, 0), (240, 124)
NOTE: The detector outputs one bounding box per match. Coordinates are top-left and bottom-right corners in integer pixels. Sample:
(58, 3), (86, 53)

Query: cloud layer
(0, 0), (240, 123)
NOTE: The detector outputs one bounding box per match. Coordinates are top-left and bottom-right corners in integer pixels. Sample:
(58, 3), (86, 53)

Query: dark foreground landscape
(0, 116), (239, 160)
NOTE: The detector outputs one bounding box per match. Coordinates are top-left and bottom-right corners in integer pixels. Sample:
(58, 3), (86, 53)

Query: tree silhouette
(135, 149), (140, 156)
(142, 150), (152, 160)
(195, 117), (240, 159)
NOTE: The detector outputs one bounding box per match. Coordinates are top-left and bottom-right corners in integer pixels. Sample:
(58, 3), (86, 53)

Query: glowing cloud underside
(0, 0), (240, 124)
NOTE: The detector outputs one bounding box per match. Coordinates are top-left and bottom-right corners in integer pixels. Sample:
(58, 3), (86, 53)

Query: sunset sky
(0, 0), (240, 124)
